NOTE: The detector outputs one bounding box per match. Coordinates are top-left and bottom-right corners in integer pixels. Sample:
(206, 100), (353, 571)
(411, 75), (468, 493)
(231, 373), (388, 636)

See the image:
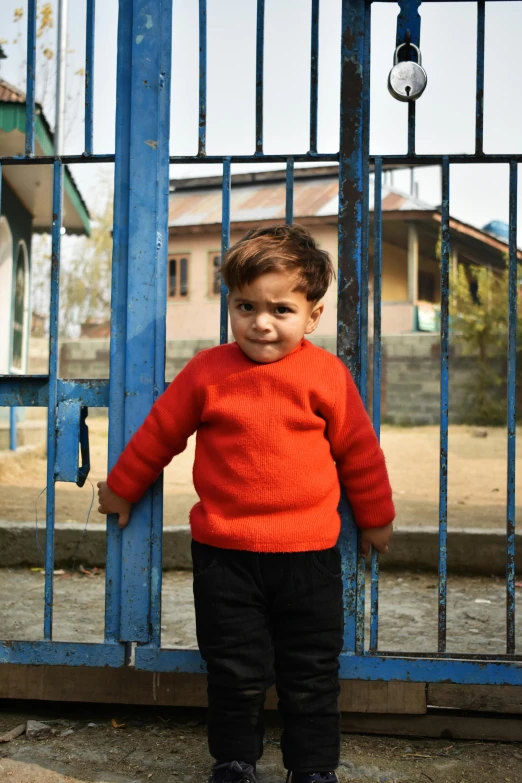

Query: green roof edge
(0, 103), (91, 237)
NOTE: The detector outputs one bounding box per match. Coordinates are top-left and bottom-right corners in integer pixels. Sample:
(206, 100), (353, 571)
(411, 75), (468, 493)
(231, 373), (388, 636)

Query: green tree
(59, 198), (113, 337)
(450, 263), (522, 425)
(30, 191), (113, 339)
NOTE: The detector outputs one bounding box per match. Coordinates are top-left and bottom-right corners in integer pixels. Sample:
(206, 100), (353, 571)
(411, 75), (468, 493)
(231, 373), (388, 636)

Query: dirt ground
(0, 418), (519, 531)
(0, 568), (518, 655)
(0, 702), (520, 783)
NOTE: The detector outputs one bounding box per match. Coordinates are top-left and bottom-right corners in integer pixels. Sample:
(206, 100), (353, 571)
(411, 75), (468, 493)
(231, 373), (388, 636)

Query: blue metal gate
(0, 0), (521, 685)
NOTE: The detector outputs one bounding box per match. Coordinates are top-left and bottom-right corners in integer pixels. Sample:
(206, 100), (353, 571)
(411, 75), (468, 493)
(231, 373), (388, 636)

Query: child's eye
(239, 303), (254, 312)
(275, 306), (291, 315)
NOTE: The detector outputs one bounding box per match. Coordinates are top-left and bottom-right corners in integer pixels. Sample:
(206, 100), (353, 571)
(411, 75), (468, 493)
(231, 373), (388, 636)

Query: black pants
(192, 540), (344, 772)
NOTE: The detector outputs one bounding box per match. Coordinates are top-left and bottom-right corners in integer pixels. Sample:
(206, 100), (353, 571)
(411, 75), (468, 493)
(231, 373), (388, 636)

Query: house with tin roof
(0, 79), (90, 375)
(167, 165), (520, 344)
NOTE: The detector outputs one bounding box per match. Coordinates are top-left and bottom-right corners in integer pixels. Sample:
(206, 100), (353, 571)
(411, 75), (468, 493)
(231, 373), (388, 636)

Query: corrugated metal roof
(168, 173), (433, 228)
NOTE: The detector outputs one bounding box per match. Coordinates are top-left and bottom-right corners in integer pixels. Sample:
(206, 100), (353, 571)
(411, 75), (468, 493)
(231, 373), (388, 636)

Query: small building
(167, 165), (519, 343)
(0, 80), (90, 375)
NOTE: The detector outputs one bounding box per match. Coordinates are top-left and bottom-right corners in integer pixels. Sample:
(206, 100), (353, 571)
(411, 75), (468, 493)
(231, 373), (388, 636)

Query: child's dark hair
(221, 224), (335, 302)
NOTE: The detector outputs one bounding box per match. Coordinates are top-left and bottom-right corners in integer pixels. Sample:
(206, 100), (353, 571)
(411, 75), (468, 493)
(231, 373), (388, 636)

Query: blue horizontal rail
(0, 641), (126, 667)
(0, 377), (110, 407)
(5, 153), (522, 166)
(134, 647), (522, 685)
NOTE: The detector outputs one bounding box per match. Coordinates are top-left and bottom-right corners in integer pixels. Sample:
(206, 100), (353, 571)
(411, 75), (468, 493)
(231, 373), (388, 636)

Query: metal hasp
(393, 0), (423, 150)
(55, 402), (91, 485)
(388, 43), (427, 102)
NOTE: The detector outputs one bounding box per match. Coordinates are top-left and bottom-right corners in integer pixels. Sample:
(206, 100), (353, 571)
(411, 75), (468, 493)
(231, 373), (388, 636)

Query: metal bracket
(55, 402), (91, 486)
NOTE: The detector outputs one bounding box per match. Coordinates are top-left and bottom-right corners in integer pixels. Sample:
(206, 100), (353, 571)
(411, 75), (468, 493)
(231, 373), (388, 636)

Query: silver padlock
(388, 43), (427, 102)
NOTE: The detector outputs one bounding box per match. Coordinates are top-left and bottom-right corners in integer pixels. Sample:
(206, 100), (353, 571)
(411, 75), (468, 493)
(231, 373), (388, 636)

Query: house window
(208, 252), (221, 297)
(169, 254), (190, 299)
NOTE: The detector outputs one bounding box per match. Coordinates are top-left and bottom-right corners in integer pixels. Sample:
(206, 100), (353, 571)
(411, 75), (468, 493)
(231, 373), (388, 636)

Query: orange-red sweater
(107, 339), (395, 552)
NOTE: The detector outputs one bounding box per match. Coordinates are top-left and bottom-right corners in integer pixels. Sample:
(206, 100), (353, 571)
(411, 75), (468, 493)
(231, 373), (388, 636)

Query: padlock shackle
(394, 42), (421, 67)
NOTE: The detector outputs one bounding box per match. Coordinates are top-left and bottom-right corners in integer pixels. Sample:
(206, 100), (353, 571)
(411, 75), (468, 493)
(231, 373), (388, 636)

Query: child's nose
(254, 313), (271, 330)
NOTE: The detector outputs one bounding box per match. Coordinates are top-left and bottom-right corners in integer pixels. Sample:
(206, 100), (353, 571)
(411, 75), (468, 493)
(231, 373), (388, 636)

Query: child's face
(228, 271), (324, 363)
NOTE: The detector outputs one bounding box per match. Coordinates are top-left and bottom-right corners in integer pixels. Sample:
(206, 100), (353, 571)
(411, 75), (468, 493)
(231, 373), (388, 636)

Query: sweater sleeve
(325, 359), (395, 529)
(106, 353), (206, 503)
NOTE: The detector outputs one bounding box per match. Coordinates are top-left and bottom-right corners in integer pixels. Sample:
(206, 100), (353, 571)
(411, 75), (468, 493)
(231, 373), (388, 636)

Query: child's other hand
(360, 522), (393, 557)
(97, 481), (132, 528)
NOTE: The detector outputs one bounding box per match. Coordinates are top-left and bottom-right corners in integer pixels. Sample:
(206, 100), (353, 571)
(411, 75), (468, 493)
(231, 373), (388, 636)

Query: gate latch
(55, 402), (91, 487)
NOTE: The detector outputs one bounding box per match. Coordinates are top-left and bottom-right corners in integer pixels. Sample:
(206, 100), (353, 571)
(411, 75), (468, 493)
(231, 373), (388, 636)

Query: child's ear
(305, 302), (324, 334)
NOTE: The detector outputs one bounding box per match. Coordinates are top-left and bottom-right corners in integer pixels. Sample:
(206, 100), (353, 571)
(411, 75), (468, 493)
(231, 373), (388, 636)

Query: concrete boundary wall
(1, 521), (519, 576)
(49, 334), (493, 425)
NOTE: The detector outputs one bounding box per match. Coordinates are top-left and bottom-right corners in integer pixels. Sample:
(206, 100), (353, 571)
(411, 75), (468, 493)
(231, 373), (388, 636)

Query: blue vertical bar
(359, 0), (371, 408)
(255, 0), (265, 154)
(369, 156), (383, 653)
(285, 157), (294, 225)
(118, 0), (173, 644)
(372, 159), (382, 442)
(105, 0), (133, 644)
(355, 0), (372, 655)
(85, 0), (96, 155)
(198, 0), (207, 157)
(407, 102), (415, 157)
(475, 1), (485, 156)
(220, 158), (231, 345)
(338, 0), (365, 654)
(309, 0), (319, 154)
(396, 0), (421, 50)
(25, 0), (37, 156)
(395, 1), (420, 158)
(506, 160), (517, 655)
(369, 549), (379, 652)
(5, 161), (17, 453)
(355, 551), (366, 654)
(149, 1), (172, 649)
(438, 156), (450, 654)
(44, 161), (63, 641)
(9, 407), (17, 451)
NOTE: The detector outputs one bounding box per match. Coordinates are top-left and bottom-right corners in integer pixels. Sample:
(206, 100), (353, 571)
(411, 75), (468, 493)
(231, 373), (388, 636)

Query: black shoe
(209, 761), (258, 783)
(286, 773), (338, 783)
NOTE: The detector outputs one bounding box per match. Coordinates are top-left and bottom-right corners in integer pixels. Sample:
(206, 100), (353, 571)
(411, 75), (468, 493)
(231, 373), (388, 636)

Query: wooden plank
(428, 683), (522, 714)
(341, 712), (522, 742)
(0, 665), (208, 707)
(267, 680), (426, 714)
(338, 680), (426, 714)
(0, 665), (426, 714)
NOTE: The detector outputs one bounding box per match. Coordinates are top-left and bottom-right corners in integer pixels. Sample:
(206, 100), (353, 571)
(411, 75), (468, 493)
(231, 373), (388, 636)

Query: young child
(98, 224), (394, 783)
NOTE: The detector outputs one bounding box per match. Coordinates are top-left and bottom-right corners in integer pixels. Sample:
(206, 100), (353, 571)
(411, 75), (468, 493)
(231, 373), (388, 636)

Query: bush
(450, 263), (521, 426)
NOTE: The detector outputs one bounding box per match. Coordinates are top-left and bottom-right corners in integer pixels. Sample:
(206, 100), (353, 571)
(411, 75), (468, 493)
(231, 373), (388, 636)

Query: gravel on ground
(0, 703), (520, 783)
(0, 568), (519, 655)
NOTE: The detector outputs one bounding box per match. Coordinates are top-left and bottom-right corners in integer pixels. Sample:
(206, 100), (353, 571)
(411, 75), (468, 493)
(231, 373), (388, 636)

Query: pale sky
(0, 0), (522, 235)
